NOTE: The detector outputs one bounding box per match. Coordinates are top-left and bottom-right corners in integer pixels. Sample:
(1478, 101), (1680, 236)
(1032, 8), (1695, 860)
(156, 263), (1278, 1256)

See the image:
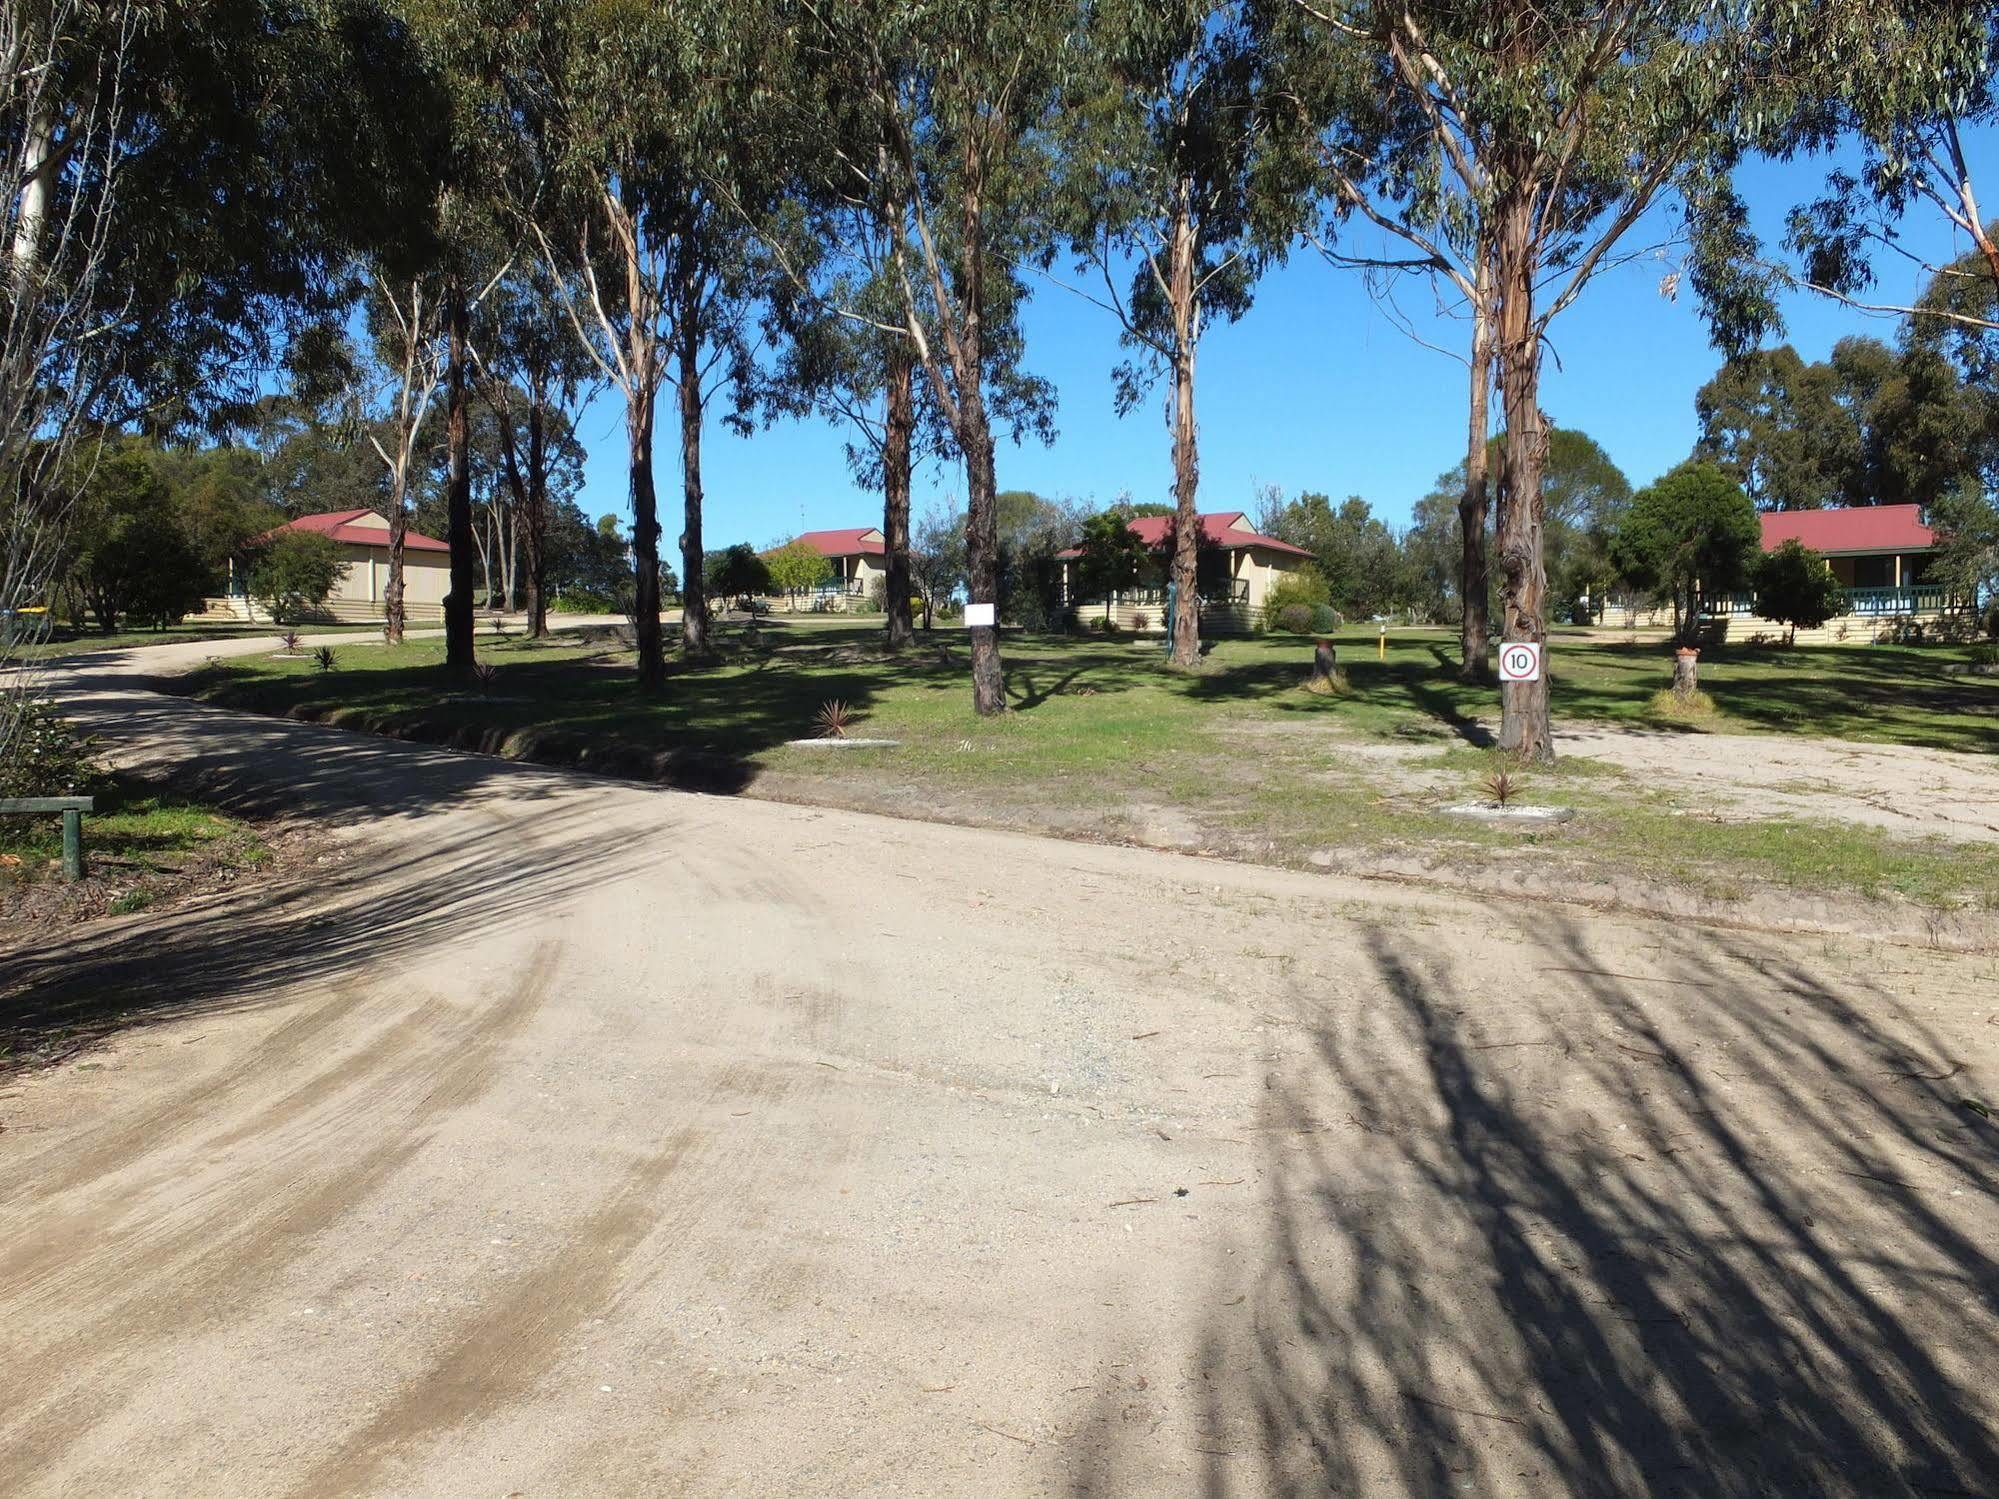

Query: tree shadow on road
(1066, 916), (1998, 1497)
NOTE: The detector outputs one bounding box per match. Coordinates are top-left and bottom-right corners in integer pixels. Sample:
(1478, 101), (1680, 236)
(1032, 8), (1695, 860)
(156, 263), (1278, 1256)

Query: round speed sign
(1498, 641), (1543, 682)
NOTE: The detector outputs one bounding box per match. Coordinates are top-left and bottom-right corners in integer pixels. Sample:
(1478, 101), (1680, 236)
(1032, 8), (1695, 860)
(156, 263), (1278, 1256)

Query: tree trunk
(628, 386), (666, 689)
(1166, 183), (1201, 670)
(1673, 647), (1699, 696)
(676, 328), (709, 658)
(384, 478), (407, 645)
(964, 424), (1005, 714)
(1458, 245), (1495, 683)
(443, 279), (476, 671)
(524, 400), (548, 638)
(1493, 188), (1553, 762)
(882, 341), (915, 652)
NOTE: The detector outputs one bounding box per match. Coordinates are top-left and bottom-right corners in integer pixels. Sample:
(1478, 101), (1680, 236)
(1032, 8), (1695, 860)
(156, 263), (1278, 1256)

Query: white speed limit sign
(1498, 641), (1543, 682)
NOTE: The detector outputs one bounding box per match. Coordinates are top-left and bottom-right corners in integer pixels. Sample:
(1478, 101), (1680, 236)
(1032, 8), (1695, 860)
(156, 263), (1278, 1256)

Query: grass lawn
(0, 775), (272, 920)
(176, 620), (1999, 915)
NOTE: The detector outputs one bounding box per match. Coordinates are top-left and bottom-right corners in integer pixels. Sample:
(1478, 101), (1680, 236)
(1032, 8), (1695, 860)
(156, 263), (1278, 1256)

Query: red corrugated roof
(261, 509), (449, 552)
(1759, 504), (1934, 555)
(796, 527), (885, 558)
(1055, 511), (1316, 560)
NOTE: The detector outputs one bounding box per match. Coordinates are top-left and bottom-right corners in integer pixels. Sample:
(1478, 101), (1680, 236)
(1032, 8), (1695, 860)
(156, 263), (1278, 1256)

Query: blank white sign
(963, 603), (996, 628)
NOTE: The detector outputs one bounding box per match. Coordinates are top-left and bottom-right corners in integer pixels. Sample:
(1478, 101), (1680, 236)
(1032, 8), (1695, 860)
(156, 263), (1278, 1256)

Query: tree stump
(1672, 646), (1699, 697)
(1306, 637), (1346, 695)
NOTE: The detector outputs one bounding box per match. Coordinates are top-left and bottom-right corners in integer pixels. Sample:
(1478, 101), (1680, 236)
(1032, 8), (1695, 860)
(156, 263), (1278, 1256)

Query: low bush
(1309, 603), (1340, 633)
(1132, 610), (1150, 632)
(1273, 603), (1314, 634)
(1263, 566), (1331, 618)
(1, 699), (102, 797)
(1968, 642), (1999, 666)
(1649, 686), (1717, 721)
(551, 589), (616, 614)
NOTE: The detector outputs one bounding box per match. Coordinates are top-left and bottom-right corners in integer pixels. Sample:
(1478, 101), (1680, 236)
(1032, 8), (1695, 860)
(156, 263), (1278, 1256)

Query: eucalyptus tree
(351, 284), (446, 644)
(1779, 0), (1999, 330)
(470, 263), (597, 636)
(1057, 0), (1305, 667)
(535, 0), (783, 686)
(1272, 1), (1783, 761)
(796, 0), (1069, 716)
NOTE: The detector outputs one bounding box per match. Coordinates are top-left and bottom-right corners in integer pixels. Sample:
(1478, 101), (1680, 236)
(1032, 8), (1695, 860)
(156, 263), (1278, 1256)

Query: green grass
(175, 619), (1999, 911)
(0, 776), (268, 888)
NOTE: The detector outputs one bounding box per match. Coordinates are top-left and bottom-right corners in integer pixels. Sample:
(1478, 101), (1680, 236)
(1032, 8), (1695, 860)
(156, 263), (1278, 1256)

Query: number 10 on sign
(1499, 641), (1543, 682)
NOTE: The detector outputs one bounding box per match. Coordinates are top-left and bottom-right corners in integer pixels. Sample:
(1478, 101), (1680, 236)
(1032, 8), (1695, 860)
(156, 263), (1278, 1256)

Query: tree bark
(1458, 245), (1495, 683)
(676, 324), (709, 658)
(882, 340), (915, 652)
(443, 278), (476, 671)
(628, 384), (666, 689)
(1166, 183), (1201, 670)
(1493, 186), (1553, 763)
(964, 423), (1005, 713)
(384, 480), (407, 645)
(524, 398), (548, 638)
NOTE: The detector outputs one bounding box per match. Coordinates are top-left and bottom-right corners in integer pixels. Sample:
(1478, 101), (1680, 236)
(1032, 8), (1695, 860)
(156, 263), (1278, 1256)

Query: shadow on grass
(1066, 915), (1999, 1496)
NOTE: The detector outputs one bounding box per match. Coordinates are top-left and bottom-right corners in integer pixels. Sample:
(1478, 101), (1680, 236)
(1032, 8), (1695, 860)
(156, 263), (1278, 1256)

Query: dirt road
(3, 640), (1996, 1496)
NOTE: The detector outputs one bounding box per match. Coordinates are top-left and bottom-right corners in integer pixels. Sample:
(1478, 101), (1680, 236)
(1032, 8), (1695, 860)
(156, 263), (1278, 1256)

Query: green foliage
(763, 540), (831, 595)
(1263, 566), (1331, 615)
(1261, 493), (1407, 618)
(705, 544), (772, 599)
(246, 529), (344, 623)
(64, 440), (208, 631)
(1310, 603), (1340, 634)
(1272, 603), (1314, 634)
(1752, 541), (1846, 641)
(0, 700), (102, 799)
(1612, 461), (1760, 643)
(1074, 509), (1150, 606)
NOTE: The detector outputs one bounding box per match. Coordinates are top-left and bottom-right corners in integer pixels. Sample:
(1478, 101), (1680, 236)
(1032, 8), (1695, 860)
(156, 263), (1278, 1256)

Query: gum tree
(1056, 0), (1305, 666)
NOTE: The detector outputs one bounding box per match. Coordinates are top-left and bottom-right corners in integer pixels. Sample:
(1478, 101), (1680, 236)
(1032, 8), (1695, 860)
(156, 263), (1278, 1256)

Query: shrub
(312, 645), (337, 673)
(551, 589), (615, 614)
(1132, 610), (1150, 632)
(1969, 642), (1999, 666)
(1263, 566), (1331, 618)
(0, 700), (102, 797)
(1309, 603), (1340, 634)
(816, 699), (854, 739)
(1648, 686), (1717, 721)
(1273, 603), (1314, 634)
(246, 529), (344, 624)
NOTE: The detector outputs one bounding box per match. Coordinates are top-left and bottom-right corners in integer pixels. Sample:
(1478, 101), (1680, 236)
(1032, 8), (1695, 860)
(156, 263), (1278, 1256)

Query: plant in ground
(1649, 686), (1717, 721)
(0, 700), (101, 798)
(1483, 763), (1519, 807)
(312, 645), (337, 673)
(472, 661), (499, 694)
(816, 700), (855, 739)
(280, 631), (303, 654)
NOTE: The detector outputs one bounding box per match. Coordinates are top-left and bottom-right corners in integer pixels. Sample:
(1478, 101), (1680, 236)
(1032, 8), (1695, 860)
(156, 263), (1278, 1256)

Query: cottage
(1055, 512), (1314, 633)
(207, 509), (451, 624)
(790, 527), (889, 611)
(1710, 503), (1954, 642)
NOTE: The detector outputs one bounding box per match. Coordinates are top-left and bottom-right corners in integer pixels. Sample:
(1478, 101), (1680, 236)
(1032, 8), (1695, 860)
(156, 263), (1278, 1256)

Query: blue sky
(569, 138), (1990, 544)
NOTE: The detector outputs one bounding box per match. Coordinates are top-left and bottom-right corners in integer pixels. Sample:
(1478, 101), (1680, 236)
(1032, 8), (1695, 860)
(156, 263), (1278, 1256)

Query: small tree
(247, 530), (345, 625)
(1611, 461), (1760, 645)
(762, 540), (831, 600)
(1752, 540), (1845, 645)
(1074, 510), (1150, 623)
(910, 505), (966, 629)
(64, 441), (207, 631)
(704, 543), (772, 602)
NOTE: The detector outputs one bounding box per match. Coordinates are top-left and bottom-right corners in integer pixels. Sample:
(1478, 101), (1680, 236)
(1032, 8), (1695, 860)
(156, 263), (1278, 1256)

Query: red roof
(256, 509), (449, 553)
(1055, 511), (1316, 560)
(1759, 504), (1934, 555)
(796, 527), (885, 559)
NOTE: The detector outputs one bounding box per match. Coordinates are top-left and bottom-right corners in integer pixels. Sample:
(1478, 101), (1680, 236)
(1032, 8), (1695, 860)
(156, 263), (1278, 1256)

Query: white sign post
(1498, 640), (1543, 682)
(963, 602), (996, 628)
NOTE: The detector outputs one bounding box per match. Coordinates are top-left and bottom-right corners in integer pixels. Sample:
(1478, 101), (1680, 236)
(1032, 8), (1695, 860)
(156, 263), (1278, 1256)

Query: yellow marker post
(1377, 623), (1386, 661)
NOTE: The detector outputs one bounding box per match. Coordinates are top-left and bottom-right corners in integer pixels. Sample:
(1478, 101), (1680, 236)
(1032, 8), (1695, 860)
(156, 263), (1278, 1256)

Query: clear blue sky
(570, 137), (1990, 544)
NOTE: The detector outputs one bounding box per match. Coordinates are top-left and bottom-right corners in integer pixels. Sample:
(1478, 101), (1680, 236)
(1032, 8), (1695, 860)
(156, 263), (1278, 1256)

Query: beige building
(781, 527), (889, 612)
(1056, 511), (1315, 633)
(208, 509), (451, 623)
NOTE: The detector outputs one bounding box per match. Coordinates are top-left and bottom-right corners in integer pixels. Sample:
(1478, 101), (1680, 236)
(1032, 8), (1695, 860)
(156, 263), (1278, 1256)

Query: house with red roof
(1053, 511), (1315, 633)
(789, 526), (888, 611)
(1700, 503), (1955, 643)
(212, 509), (451, 623)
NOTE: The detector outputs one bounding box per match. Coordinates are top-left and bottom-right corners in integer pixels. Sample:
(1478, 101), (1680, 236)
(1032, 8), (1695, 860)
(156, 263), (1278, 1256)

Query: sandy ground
(1, 638), (1996, 1497)
(1560, 724), (1999, 845)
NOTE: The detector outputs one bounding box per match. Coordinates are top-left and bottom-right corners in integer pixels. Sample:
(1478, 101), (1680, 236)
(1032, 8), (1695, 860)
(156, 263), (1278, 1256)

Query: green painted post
(62, 807), (83, 881)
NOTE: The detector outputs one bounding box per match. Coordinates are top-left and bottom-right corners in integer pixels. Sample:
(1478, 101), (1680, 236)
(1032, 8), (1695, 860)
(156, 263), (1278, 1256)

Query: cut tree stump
(1673, 647), (1699, 697)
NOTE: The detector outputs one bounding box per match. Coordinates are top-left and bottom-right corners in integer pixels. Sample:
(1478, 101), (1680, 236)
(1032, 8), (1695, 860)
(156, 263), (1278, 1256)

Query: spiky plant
(472, 660), (499, 694)
(816, 699), (854, 739)
(312, 645), (337, 674)
(1484, 763), (1519, 807)
(280, 630), (303, 654)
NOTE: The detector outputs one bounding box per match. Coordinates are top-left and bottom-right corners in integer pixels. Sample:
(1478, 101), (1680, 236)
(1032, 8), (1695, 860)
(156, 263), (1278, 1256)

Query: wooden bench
(0, 795), (94, 880)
